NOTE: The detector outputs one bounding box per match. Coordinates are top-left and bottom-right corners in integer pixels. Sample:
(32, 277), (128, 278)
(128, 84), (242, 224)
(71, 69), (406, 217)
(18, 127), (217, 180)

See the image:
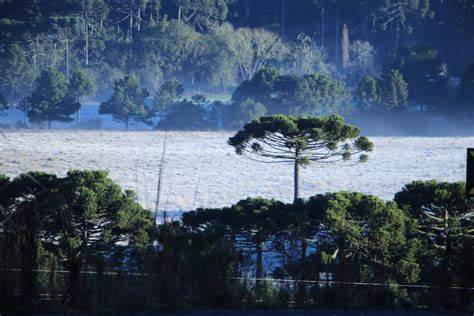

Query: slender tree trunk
(125, 117), (129, 130)
(297, 237), (307, 304)
(280, 0), (286, 36)
(67, 258), (82, 309)
(65, 34), (69, 79)
(84, 11), (89, 66)
(48, 120), (51, 129)
(178, 5), (182, 21)
(321, 7), (325, 47)
(129, 8), (133, 41)
(293, 156), (300, 203)
(137, 8), (141, 31)
(335, 2), (340, 68)
(20, 205), (38, 306)
(441, 209), (453, 307)
(255, 238), (263, 297)
(341, 24), (350, 68)
(77, 108), (81, 126)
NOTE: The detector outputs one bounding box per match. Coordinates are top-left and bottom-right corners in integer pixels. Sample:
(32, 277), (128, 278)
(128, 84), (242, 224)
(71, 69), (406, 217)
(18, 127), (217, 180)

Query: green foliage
(229, 115), (372, 202)
(313, 192), (420, 285)
(227, 99), (267, 129)
(99, 75), (152, 129)
(68, 70), (93, 101)
(0, 43), (35, 100)
(374, 0), (434, 47)
(229, 114), (373, 164)
(394, 180), (474, 306)
(395, 180), (467, 218)
(23, 68), (80, 127)
(347, 41), (377, 84)
(156, 99), (209, 130)
(355, 75), (379, 111)
(379, 69), (409, 109)
(389, 46), (449, 99)
(153, 78), (184, 112)
(174, 0), (230, 30)
(42, 170), (152, 259)
(233, 69), (350, 115)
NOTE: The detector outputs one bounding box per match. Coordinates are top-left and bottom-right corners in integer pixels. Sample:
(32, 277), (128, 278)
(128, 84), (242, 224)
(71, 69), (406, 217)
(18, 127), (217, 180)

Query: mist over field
(1, 130), (470, 211)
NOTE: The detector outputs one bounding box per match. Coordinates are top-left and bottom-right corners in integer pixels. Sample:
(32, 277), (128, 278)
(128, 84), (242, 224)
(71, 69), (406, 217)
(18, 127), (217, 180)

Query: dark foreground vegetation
(1, 171), (473, 312)
(1, 1), (474, 131)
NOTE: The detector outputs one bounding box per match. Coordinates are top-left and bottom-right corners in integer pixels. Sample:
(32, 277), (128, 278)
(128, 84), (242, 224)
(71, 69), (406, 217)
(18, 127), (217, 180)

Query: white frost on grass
(0, 130), (471, 211)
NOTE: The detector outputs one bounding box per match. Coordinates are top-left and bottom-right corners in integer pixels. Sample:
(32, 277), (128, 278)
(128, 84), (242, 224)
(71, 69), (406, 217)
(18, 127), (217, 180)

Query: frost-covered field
(0, 131), (471, 212)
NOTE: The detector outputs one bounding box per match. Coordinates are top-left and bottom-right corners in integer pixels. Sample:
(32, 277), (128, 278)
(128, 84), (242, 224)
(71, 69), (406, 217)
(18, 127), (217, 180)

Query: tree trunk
(77, 106), (81, 126)
(48, 120), (51, 129)
(84, 11), (89, 66)
(297, 237), (307, 304)
(125, 117), (129, 130)
(20, 205), (38, 306)
(335, 2), (340, 68)
(65, 35), (69, 80)
(67, 258), (82, 309)
(255, 239), (263, 298)
(137, 8), (141, 32)
(441, 209), (453, 308)
(321, 7), (325, 47)
(341, 24), (350, 68)
(129, 8), (133, 41)
(178, 5), (182, 21)
(293, 157), (300, 203)
(280, 0), (286, 36)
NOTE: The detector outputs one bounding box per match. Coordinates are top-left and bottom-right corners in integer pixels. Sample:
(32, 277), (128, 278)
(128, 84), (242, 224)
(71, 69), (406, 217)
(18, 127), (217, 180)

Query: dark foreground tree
(41, 170), (152, 308)
(1, 172), (57, 306)
(228, 115), (373, 202)
(100, 75), (152, 129)
(395, 181), (474, 308)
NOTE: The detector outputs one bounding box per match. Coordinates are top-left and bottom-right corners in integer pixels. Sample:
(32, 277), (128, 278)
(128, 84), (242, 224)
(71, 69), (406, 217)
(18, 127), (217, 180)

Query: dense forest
(1, 0), (474, 130)
(1, 170), (473, 311)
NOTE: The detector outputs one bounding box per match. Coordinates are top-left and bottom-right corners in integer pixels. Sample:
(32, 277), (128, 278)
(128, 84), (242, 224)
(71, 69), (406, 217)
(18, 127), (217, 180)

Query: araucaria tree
(100, 75), (152, 129)
(41, 170), (152, 308)
(228, 115), (373, 202)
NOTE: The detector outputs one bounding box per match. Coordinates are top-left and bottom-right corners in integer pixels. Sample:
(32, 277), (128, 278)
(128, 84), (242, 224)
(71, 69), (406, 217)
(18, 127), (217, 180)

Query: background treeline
(1, 171), (473, 312)
(1, 0), (474, 130)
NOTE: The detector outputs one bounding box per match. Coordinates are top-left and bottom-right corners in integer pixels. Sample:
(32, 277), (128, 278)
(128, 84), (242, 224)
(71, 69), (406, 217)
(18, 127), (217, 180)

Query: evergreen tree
(395, 181), (474, 308)
(228, 115), (373, 202)
(153, 78), (184, 112)
(100, 75), (152, 129)
(24, 68), (80, 128)
(379, 69), (409, 110)
(41, 170), (152, 308)
(68, 70), (93, 124)
(355, 75), (379, 111)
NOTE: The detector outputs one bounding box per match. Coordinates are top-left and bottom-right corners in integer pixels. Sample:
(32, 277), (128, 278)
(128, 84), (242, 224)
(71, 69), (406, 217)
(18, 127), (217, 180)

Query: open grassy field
(1, 130), (471, 212)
